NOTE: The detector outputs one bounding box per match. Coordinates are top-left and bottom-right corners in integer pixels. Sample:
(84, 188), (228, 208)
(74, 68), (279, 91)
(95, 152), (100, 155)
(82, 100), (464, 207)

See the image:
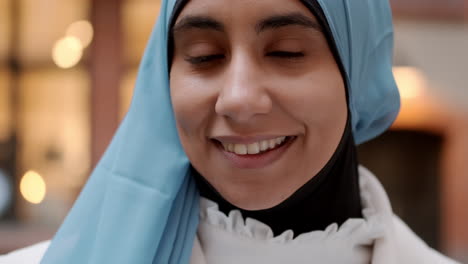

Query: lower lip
(215, 137), (296, 169)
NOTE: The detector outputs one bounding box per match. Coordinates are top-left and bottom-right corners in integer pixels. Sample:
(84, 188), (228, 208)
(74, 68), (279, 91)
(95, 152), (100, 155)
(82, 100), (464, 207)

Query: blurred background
(0, 0), (467, 261)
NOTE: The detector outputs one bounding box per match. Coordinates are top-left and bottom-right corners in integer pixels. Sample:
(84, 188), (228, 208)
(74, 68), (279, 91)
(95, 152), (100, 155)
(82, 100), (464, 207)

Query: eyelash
(267, 51), (305, 58)
(184, 51), (305, 65)
(184, 54), (225, 65)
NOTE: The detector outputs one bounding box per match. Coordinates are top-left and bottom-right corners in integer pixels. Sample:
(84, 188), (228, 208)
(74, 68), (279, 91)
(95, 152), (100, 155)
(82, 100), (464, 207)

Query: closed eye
(184, 51), (304, 65)
(267, 51), (304, 58)
(184, 54), (225, 65)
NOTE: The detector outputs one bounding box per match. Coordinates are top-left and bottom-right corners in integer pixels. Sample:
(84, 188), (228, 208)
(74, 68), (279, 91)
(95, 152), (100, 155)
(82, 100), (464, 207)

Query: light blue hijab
(42, 0), (399, 263)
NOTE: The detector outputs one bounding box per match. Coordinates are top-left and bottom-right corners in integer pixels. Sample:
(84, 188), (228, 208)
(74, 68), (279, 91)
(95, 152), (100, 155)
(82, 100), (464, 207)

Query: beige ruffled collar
(195, 166), (389, 264)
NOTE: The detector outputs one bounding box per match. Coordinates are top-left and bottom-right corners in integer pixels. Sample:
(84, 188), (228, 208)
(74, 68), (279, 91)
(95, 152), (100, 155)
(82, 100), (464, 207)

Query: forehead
(174, 0), (318, 25)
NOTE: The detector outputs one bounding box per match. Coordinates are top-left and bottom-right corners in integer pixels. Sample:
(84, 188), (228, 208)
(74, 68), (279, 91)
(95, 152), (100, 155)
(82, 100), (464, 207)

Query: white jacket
(0, 167), (460, 264)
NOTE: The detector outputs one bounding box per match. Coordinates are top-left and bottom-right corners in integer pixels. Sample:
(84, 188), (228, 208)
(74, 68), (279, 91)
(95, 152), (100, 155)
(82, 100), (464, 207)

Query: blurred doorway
(358, 129), (442, 249)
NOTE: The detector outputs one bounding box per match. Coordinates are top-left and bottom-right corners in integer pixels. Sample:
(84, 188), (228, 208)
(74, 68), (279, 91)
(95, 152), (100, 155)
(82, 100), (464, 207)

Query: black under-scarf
(169, 0), (362, 237)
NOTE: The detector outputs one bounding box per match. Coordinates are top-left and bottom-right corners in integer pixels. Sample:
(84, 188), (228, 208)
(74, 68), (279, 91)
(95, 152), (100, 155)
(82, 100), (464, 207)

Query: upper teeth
(221, 136), (287, 155)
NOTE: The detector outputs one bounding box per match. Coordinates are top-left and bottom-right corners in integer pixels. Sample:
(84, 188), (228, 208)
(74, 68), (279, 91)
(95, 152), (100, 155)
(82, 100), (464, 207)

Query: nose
(215, 54), (272, 123)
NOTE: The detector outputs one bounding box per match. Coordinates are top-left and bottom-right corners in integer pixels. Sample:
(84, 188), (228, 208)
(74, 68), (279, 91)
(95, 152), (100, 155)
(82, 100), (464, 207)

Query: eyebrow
(172, 15), (225, 34)
(172, 12), (322, 35)
(255, 12), (323, 34)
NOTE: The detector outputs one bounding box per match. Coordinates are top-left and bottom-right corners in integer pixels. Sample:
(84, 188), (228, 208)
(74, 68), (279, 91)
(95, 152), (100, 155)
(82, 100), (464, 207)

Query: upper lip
(211, 135), (292, 144)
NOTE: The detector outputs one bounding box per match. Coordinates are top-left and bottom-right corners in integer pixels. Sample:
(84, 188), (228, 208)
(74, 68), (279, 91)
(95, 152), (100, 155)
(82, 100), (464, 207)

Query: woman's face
(170, 0), (347, 210)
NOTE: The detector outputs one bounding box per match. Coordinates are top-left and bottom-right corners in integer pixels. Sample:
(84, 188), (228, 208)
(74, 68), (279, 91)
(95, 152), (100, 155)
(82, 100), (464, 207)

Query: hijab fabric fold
(42, 0), (399, 263)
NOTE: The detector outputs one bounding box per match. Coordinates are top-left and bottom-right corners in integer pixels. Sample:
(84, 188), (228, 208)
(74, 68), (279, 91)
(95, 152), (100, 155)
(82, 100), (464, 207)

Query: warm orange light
(393, 66), (427, 99)
(66, 20), (94, 48)
(0, 69), (11, 141)
(52, 36), (83, 69)
(20, 170), (46, 204)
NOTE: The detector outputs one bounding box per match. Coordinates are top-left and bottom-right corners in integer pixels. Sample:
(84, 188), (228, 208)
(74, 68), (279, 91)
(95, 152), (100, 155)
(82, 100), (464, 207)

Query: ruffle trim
(199, 167), (385, 244)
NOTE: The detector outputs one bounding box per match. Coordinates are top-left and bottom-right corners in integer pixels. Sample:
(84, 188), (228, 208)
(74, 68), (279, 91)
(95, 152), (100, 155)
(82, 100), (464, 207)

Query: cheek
(170, 73), (218, 176)
(303, 74), (347, 152)
(171, 87), (196, 140)
(271, 69), (347, 156)
(169, 73), (216, 138)
(305, 77), (347, 124)
(277, 71), (347, 124)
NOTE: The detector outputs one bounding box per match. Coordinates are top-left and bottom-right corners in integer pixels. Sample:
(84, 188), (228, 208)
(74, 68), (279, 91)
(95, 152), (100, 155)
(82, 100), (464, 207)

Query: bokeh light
(393, 66), (427, 99)
(52, 36), (83, 69)
(66, 20), (94, 48)
(20, 170), (46, 204)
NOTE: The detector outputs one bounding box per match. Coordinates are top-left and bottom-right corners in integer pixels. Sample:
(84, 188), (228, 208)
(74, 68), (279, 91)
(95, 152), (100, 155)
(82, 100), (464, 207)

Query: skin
(170, 0), (347, 210)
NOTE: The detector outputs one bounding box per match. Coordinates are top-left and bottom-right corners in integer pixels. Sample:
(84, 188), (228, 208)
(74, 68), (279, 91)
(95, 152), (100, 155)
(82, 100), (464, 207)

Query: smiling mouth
(213, 136), (296, 155)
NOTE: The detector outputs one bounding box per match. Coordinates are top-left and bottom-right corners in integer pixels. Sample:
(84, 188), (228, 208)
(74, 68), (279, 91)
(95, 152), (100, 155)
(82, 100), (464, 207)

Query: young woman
(0, 0), (459, 263)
